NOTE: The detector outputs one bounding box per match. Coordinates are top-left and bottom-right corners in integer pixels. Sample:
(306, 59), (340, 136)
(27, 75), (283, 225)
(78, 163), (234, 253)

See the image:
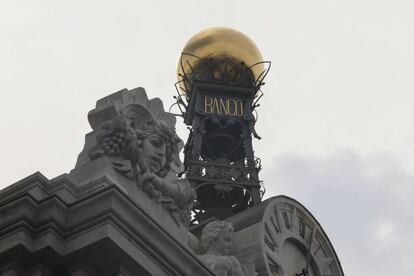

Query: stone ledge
(0, 184), (213, 276)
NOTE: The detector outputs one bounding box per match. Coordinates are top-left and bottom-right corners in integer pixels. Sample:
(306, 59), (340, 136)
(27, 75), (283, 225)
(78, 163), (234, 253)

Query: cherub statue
(199, 221), (245, 276)
(89, 104), (194, 225)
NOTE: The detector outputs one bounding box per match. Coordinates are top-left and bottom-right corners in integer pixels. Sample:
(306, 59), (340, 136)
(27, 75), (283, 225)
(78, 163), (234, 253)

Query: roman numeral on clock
(265, 222), (278, 252)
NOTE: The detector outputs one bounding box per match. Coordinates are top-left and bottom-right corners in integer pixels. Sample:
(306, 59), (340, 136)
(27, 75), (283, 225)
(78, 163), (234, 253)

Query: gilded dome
(177, 27), (265, 86)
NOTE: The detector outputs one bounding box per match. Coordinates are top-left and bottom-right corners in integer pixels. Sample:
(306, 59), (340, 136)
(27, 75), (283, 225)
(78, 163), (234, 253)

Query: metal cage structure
(174, 53), (270, 227)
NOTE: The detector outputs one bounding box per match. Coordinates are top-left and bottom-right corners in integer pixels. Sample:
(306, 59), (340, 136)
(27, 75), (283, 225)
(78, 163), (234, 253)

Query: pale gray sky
(1, 0), (414, 275)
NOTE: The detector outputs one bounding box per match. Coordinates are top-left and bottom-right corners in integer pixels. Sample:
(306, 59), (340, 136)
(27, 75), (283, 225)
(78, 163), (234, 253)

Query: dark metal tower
(174, 28), (270, 227)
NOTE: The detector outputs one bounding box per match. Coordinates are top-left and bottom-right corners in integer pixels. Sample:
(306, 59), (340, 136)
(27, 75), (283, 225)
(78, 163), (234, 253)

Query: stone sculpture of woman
(199, 221), (245, 276)
(89, 103), (194, 226)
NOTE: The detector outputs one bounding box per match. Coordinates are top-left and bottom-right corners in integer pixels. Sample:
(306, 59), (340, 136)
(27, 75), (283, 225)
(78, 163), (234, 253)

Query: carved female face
(142, 133), (167, 173)
(210, 229), (233, 256)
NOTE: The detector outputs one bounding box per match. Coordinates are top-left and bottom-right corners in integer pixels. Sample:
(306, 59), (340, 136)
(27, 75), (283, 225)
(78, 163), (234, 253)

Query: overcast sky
(1, 0), (414, 275)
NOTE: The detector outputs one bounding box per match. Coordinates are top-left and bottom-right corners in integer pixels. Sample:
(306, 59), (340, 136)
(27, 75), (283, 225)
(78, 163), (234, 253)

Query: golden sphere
(177, 26), (264, 85)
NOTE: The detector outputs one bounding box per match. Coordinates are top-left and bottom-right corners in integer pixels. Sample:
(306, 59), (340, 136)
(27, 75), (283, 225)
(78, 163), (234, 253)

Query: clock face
(260, 197), (343, 276)
(279, 240), (317, 276)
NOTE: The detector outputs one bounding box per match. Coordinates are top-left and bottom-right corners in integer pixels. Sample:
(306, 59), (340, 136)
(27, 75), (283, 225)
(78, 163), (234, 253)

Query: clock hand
(296, 226), (314, 276)
(305, 227), (315, 274)
(296, 269), (307, 276)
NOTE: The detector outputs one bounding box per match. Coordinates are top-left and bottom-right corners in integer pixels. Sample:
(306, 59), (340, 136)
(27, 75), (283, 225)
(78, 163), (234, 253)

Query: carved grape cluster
(101, 131), (126, 156)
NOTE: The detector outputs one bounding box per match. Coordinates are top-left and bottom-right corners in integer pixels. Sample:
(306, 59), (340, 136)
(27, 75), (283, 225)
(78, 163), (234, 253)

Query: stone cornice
(0, 169), (214, 275)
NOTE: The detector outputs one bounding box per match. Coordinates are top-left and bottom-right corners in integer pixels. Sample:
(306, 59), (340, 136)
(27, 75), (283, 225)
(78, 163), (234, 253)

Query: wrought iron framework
(174, 53), (270, 227)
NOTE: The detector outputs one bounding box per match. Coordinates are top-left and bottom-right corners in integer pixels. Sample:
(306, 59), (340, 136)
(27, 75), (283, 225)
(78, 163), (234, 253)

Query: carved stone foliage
(198, 221), (246, 276)
(87, 89), (194, 226)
